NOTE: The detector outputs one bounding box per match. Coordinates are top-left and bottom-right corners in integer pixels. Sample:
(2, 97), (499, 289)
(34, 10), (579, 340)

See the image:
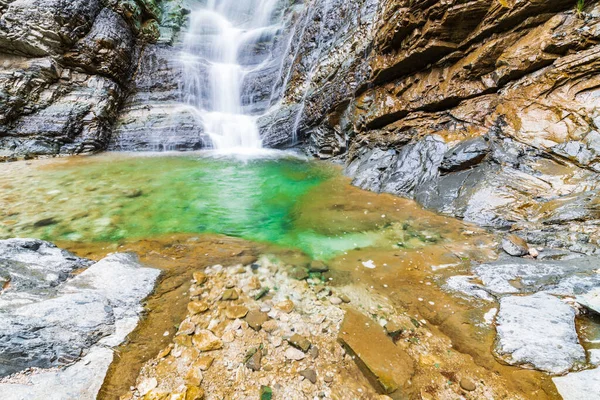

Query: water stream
(180, 0), (284, 149)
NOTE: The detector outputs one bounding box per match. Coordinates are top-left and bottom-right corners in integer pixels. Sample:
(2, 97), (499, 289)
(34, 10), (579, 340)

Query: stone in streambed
(122, 189), (143, 198)
(33, 217), (58, 227)
(185, 362), (204, 386)
(222, 288), (239, 300)
(246, 348), (262, 371)
(300, 369), (317, 384)
(309, 345), (319, 359)
(193, 272), (207, 284)
(460, 378), (476, 391)
(495, 293), (585, 374)
(339, 294), (351, 303)
(338, 308), (414, 394)
(275, 299), (294, 313)
(226, 305), (249, 319)
(185, 386), (205, 400)
(196, 356), (214, 371)
(157, 345), (172, 359)
(288, 334), (311, 352)
(188, 301), (209, 315)
(501, 234), (529, 257)
(262, 319), (278, 333)
(309, 260), (329, 273)
(178, 319), (196, 335)
(245, 310), (268, 331)
(290, 267), (309, 280)
(284, 347), (306, 361)
(192, 330), (223, 351)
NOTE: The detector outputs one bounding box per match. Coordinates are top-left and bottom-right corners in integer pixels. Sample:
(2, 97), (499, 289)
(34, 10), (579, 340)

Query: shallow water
(1, 152), (562, 399)
(0, 152), (476, 260)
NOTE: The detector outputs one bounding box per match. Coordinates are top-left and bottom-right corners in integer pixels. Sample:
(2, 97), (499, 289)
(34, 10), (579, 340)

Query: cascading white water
(180, 0), (283, 150)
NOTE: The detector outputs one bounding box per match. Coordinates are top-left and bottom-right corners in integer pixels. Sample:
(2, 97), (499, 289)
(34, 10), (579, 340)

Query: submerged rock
(495, 293), (585, 374)
(338, 308), (414, 394)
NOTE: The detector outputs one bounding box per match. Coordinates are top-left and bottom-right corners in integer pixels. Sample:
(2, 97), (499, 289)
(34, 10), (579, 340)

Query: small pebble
(460, 378), (477, 391)
(329, 296), (342, 305)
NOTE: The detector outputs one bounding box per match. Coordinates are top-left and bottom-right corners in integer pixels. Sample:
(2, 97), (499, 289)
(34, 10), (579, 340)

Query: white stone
(362, 260), (376, 269)
(495, 293), (585, 374)
(285, 347), (306, 361)
(137, 377), (158, 396)
(553, 367), (600, 400)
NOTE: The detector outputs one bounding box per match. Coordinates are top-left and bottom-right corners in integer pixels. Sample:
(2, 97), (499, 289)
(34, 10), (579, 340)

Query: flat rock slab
(495, 293), (585, 374)
(338, 308), (414, 394)
(471, 255), (600, 296)
(553, 367), (600, 400)
(0, 244), (160, 400)
(0, 238), (92, 297)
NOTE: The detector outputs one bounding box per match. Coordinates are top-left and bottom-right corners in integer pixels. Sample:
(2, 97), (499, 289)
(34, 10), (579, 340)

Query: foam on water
(180, 0), (285, 151)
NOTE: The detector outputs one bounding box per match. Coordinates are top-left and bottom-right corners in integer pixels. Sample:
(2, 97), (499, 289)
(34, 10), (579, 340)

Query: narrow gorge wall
(266, 0), (600, 253)
(0, 0), (175, 158)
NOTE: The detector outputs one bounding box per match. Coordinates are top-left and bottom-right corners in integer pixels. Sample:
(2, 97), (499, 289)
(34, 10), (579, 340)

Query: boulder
(0, 242), (160, 399)
(338, 308), (414, 394)
(494, 293), (585, 374)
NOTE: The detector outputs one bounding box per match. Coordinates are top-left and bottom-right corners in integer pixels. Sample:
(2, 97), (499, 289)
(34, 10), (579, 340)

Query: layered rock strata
(0, 0), (173, 159)
(266, 0), (600, 251)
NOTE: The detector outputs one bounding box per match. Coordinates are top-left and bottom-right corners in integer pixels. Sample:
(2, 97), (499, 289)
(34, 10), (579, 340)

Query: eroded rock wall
(266, 0), (600, 252)
(0, 0), (166, 160)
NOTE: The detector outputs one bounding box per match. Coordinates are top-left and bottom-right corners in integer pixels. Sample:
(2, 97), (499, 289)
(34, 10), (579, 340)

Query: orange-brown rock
(338, 308), (414, 395)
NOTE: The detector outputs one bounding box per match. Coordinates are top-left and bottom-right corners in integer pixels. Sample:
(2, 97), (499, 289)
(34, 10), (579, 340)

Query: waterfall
(180, 0), (283, 150)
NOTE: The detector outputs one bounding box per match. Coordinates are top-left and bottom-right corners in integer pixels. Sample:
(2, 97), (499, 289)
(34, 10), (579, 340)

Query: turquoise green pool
(0, 151), (475, 259)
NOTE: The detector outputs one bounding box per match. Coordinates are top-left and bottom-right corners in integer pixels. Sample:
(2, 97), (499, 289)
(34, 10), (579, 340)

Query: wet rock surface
(0, 239), (160, 399)
(0, 0), (186, 159)
(447, 249), (600, 381)
(263, 0), (600, 256)
(338, 308), (414, 394)
(495, 293), (585, 374)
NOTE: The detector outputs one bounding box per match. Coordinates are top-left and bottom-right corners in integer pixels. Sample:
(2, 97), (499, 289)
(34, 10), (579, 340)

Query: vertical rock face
(0, 0), (163, 160)
(268, 0), (600, 251)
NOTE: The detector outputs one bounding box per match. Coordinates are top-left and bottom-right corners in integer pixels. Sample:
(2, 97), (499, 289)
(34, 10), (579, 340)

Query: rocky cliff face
(0, 0), (175, 159)
(266, 0), (600, 252)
